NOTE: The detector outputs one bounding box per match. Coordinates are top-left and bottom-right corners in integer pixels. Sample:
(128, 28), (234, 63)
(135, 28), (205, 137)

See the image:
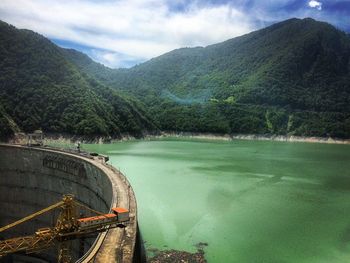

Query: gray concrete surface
(0, 144), (137, 263)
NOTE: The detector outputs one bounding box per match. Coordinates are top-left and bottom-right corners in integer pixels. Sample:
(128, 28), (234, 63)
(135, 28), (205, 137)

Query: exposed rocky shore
(152, 132), (350, 145)
(8, 131), (350, 145)
(147, 243), (208, 263)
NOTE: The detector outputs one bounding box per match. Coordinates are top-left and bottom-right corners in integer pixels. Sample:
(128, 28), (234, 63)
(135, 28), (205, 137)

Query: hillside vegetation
(1, 18), (349, 140)
(66, 18), (350, 138)
(0, 21), (158, 140)
(0, 103), (18, 140)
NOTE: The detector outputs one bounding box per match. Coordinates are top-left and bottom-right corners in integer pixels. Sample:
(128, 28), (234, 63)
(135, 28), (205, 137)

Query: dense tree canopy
(65, 18), (350, 138)
(0, 21), (158, 140)
(1, 18), (350, 140)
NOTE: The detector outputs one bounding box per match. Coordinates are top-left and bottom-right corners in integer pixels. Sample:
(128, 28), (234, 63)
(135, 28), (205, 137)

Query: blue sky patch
(0, 0), (349, 68)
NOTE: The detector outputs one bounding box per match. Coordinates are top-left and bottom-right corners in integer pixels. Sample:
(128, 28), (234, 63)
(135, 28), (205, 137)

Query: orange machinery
(0, 195), (129, 262)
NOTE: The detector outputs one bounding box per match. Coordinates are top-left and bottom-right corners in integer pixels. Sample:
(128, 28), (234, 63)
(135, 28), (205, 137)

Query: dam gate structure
(0, 144), (138, 263)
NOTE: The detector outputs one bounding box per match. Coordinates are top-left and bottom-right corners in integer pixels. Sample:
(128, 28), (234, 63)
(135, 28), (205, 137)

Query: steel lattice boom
(0, 195), (129, 262)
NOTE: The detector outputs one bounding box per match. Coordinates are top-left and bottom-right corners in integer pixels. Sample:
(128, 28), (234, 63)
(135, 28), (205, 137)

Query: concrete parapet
(0, 144), (137, 263)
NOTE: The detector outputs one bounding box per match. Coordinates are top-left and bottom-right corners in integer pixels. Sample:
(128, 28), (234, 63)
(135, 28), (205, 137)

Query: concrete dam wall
(0, 144), (137, 263)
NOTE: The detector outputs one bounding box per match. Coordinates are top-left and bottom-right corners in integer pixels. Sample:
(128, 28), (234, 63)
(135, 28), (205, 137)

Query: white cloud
(0, 0), (253, 67)
(0, 0), (342, 68)
(308, 0), (322, 10)
(89, 49), (142, 68)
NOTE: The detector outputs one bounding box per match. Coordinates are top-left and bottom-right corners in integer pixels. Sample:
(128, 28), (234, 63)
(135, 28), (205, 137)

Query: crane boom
(0, 229), (56, 255)
(0, 201), (64, 233)
(0, 195), (129, 262)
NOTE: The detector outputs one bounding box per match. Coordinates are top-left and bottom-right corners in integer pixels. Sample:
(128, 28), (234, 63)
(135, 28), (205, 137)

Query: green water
(84, 139), (350, 263)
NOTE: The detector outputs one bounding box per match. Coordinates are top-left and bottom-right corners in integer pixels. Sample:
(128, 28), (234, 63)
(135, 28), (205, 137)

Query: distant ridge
(0, 20), (158, 140)
(63, 18), (350, 138)
(1, 18), (349, 139)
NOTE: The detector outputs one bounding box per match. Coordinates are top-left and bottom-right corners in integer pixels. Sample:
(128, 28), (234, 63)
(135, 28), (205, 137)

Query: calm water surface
(85, 139), (350, 263)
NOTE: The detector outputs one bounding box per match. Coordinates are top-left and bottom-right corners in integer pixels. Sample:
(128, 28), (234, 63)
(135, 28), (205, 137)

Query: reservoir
(85, 139), (350, 262)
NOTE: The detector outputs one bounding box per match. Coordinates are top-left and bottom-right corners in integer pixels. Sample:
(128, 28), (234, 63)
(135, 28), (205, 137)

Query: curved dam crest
(0, 144), (137, 263)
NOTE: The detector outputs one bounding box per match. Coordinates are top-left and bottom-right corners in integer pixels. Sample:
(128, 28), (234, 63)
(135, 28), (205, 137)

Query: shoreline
(148, 132), (350, 145)
(230, 134), (350, 144)
(8, 132), (350, 145)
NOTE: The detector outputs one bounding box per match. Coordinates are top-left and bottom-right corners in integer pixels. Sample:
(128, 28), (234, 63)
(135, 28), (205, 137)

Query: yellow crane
(0, 194), (129, 262)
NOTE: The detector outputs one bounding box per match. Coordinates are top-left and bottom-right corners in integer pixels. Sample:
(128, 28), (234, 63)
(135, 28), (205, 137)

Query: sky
(0, 0), (349, 68)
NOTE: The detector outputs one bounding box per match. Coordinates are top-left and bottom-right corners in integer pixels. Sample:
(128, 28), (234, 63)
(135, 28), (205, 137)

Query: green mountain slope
(65, 18), (350, 138)
(0, 103), (18, 140)
(0, 21), (158, 139)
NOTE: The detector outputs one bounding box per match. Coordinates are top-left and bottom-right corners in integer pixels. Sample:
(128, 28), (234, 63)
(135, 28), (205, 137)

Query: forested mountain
(0, 103), (18, 140)
(0, 21), (158, 140)
(64, 18), (350, 138)
(1, 18), (349, 140)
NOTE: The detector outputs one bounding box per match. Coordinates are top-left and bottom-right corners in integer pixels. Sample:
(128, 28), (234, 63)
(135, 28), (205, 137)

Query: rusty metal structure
(0, 195), (129, 262)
